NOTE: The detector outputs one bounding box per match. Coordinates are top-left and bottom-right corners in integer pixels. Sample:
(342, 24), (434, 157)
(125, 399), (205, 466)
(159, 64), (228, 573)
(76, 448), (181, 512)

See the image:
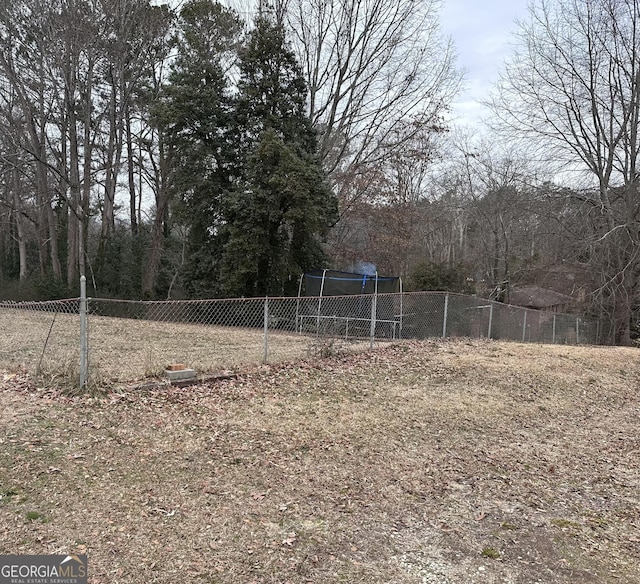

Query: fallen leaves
(0, 339), (639, 583)
(281, 532), (297, 546)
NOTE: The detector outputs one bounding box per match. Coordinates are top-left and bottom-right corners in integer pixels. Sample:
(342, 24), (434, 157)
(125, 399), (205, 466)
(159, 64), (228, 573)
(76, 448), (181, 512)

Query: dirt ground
(0, 338), (639, 583)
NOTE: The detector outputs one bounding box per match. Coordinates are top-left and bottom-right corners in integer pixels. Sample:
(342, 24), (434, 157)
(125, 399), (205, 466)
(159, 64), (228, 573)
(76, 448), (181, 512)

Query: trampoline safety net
(297, 270), (403, 340)
(301, 269), (400, 296)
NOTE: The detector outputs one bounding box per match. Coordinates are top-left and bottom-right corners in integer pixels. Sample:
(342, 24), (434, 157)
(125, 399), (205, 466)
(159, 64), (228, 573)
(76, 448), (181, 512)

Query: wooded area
(1, 0), (638, 344)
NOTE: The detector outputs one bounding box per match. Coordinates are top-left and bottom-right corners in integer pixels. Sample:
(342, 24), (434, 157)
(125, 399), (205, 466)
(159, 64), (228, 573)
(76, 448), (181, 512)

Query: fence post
(263, 297), (269, 363)
(316, 269), (327, 335)
(79, 275), (88, 389)
(295, 275), (303, 334)
(552, 314), (556, 344)
(522, 310), (527, 343)
(576, 317), (580, 345)
(399, 285), (403, 339)
(369, 276), (378, 350)
(442, 294), (449, 338)
(488, 303), (493, 339)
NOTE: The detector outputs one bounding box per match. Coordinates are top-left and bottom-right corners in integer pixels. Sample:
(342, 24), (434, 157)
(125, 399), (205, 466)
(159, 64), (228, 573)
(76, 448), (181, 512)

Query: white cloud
(440, 0), (529, 127)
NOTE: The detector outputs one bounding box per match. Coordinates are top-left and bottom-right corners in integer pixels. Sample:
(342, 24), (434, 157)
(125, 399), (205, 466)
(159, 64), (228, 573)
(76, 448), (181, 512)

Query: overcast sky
(439, 0), (531, 127)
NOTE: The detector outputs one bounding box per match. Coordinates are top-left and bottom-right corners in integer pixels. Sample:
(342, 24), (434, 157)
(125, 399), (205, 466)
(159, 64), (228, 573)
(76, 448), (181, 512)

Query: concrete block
(164, 368), (196, 382)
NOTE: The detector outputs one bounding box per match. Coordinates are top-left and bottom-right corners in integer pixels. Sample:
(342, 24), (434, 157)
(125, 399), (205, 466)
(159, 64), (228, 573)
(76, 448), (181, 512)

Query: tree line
(1, 0), (639, 344)
(0, 0), (457, 298)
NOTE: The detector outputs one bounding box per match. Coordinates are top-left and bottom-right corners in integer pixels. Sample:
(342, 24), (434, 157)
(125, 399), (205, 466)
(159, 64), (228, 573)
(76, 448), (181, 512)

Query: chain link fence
(0, 291), (602, 388)
(0, 299), (81, 382)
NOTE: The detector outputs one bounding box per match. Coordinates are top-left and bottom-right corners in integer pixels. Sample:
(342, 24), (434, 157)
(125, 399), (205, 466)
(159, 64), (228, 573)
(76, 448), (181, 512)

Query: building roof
(510, 285), (574, 309)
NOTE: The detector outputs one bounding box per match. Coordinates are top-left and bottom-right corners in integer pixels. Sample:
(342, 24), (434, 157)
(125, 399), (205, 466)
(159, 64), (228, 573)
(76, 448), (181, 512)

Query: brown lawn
(0, 338), (638, 583)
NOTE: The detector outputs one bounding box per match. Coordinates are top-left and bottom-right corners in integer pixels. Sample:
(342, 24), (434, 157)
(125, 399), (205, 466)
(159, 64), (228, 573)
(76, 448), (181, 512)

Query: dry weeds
(0, 339), (639, 583)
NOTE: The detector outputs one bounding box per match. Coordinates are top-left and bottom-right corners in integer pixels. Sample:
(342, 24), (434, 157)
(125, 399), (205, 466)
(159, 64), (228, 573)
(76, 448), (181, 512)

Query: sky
(169, 0), (531, 128)
(439, 0), (531, 128)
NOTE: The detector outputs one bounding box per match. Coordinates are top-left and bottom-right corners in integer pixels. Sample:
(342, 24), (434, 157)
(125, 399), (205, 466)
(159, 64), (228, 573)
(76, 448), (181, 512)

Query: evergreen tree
(220, 17), (337, 297)
(155, 0), (242, 297)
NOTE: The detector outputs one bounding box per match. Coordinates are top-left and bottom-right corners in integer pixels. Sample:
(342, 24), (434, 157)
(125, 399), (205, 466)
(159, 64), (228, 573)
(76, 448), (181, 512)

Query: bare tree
(95, 0), (173, 284)
(490, 0), (640, 343)
(0, 0), (177, 294)
(0, 0), (65, 282)
(0, 135), (32, 282)
(327, 117), (446, 275)
(285, 0), (460, 207)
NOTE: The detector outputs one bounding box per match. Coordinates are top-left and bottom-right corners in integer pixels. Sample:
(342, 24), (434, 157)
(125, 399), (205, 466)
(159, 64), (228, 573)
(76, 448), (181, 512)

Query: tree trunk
(125, 102), (138, 235)
(46, 199), (61, 281)
(101, 79), (118, 240)
(66, 48), (84, 288)
(141, 133), (170, 298)
(614, 288), (633, 346)
(11, 168), (27, 280)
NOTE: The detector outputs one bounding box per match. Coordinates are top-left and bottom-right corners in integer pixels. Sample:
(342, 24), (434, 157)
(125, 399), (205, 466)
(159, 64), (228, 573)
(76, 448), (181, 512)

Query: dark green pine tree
(155, 0), (242, 297)
(220, 17), (338, 297)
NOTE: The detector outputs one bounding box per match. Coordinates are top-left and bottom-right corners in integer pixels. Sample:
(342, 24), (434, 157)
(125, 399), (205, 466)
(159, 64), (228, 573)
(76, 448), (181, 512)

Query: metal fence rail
(0, 291), (601, 388)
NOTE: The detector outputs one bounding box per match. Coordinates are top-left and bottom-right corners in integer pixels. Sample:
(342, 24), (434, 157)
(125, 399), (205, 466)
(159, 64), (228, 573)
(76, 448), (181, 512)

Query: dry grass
(0, 309), (363, 385)
(1, 339), (639, 583)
